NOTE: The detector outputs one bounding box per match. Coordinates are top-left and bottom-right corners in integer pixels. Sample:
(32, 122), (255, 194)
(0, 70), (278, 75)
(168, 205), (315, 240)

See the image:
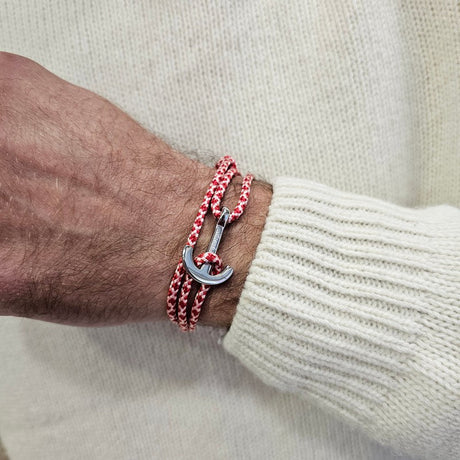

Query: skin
(0, 52), (272, 329)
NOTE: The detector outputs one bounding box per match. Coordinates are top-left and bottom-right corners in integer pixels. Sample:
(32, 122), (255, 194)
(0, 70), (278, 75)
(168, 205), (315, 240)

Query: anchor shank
(207, 207), (230, 255)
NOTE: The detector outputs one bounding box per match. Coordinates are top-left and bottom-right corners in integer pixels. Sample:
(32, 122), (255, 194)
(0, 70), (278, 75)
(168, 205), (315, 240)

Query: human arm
(0, 52), (272, 327)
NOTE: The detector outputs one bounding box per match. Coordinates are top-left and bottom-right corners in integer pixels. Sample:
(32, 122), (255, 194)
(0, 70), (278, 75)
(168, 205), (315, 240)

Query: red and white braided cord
(166, 155), (253, 332)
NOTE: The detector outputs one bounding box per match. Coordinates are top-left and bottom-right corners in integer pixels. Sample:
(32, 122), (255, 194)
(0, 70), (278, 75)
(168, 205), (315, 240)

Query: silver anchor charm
(182, 207), (234, 286)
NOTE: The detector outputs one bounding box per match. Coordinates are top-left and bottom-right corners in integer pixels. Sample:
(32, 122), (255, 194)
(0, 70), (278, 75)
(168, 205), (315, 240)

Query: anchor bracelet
(166, 155), (254, 332)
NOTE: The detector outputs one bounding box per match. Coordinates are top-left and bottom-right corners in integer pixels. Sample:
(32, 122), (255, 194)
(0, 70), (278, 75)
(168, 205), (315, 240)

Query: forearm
(0, 52), (272, 327)
(1, 145), (271, 327)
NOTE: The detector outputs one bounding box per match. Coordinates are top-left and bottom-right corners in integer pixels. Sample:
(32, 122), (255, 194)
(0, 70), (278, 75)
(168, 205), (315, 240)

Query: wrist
(192, 171), (273, 329)
(117, 152), (272, 329)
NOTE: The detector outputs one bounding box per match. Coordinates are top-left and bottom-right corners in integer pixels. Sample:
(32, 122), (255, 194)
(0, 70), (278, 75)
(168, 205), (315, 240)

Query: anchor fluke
(182, 207), (234, 286)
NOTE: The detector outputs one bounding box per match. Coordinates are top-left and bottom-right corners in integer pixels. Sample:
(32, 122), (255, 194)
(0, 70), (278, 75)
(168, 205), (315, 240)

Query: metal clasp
(182, 207), (234, 285)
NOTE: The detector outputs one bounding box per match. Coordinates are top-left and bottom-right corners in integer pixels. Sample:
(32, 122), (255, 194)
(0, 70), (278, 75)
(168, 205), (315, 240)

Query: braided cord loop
(166, 156), (253, 331)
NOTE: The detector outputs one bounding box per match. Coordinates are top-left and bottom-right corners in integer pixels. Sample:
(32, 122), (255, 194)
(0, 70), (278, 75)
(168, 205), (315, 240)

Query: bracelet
(166, 155), (254, 332)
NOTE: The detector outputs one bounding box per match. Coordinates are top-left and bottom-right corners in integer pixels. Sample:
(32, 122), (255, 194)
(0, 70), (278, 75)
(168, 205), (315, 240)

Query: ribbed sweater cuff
(222, 177), (460, 445)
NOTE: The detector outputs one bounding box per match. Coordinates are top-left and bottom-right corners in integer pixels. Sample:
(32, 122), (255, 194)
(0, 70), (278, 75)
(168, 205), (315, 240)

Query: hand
(0, 52), (272, 328)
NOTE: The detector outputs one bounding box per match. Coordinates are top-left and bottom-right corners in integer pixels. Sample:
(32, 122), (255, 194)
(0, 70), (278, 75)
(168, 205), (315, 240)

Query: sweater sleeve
(222, 176), (460, 460)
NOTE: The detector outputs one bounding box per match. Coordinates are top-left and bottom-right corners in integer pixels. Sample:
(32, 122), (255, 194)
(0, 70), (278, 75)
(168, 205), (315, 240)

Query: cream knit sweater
(0, 1), (459, 459)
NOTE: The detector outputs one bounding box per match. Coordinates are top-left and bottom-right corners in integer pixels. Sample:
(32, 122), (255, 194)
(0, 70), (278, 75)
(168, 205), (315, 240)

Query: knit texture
(223, 177), (460, 459)
(0, 1), (459, 459)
